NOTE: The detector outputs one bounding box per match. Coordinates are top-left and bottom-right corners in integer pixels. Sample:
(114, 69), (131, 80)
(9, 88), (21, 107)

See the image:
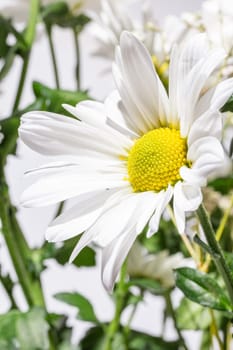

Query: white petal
(148, 186), (173, 237)
(188, 109), (222, 146)
(114, 31), (169, 132)
(180, 48), (226, 136)
(21, 166), (127, 207)
(101, 226), (138, 291)
(173, 182), (202, 234)
(68, 187), (132, 262)
(20, 111), (128, 157)
(194, 78), (233, 117)
(45, 190), (113, 242)
(188, 136), (225, 177)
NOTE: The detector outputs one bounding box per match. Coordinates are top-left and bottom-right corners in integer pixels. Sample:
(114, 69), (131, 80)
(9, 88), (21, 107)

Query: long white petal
(101, 226), (138, 291)
(173, 182), (202, 234)
(45, 190), (113, 242)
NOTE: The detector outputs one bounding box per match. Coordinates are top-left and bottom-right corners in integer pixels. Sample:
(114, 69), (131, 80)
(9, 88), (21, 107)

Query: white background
(0, 0), (204, 347)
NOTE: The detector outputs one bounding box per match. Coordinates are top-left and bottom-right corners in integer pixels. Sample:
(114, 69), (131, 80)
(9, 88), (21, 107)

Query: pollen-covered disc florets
(127, 128), (188, 192)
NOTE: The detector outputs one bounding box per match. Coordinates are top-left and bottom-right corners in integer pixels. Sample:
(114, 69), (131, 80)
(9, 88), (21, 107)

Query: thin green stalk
(24, 0), (40, 48)
(73, 28), (80, 90)
(46, 25), (60, 89)
(104, 263), (128, 350)
(10, 205), (30, 258)
(12, 53), (30, 113)
(0, 185), (35, 306)
(0, 171), (45, 308)
(197, 204), (233, 306)
(12, 0), (39, 113)
(165, 292), (188, 350)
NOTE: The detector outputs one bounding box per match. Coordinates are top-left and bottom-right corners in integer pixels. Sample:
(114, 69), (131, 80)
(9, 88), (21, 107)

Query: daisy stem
(12, 53), (30, 113)
(73, 28), (81, 90)
(104, 262), (128, 350)
(46, 25), (60, 89)
(197, 204), (233, 306)
(165, 292), (188, 350)
(12, 0), (39, 113)
(0, 171), (45, 308)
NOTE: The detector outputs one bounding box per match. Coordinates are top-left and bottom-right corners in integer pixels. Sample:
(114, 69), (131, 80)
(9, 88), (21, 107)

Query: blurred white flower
(127, 241), (184, 288)
(90, 0), (154, 62)
(19, 33), (232, 291)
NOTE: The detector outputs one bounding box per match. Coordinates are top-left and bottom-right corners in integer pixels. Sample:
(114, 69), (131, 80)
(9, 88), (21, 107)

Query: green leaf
(77, 326), (105, 350)
(0, 308), (50, 349)
(16, 308), (50, 350)
(175, 267), (232, 312)
(208, 175), (233, 195)
(54, 236), (96, 268)
(129, 278), (168, 295)
(128, 330), (180, 350)
(221, 95), (233, 112)
(55, 292), (99, 323)
(32, 81), (91, 114)
(176, 297), (213, 330)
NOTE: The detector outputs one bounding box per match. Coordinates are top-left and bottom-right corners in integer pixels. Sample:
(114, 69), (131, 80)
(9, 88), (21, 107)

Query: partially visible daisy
(90, 0), (159, 62)
(127, 241), (184, 288)
(19, 32), (233, 291)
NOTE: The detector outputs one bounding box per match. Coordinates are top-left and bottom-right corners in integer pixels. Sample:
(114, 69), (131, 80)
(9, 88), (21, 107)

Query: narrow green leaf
(175, 267), (232, 312)
(54, 292), (98, 323)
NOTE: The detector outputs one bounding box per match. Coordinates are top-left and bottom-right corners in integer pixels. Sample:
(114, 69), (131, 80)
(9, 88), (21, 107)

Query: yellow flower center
(127, 128), (189, 192)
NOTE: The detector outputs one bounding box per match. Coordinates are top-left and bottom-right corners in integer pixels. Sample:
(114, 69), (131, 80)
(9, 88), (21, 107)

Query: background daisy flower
(19, 32), (233, 291)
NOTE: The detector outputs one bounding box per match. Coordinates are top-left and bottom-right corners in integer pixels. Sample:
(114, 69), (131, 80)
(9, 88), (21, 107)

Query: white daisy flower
(19, 32), (233, 291)
(90, 0), (158, 62)
(127, 241), (184, 288)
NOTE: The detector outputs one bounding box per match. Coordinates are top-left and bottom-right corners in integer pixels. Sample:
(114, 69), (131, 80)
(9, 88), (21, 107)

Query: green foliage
(175, 267), (232, 312)
(55, 292), (99, 323)
(77, 327), (181, 350)
(32, 81), (91, 114)
(176, 298), (214, 330)
(54, 236), (96, 268)
(0, 308), (50, 349)
(221, 95), (233, 112)
(208, 175), (233, 195)
(139, 218), (187, 257)
(41, 2), (90, 31)
(0, 16), (28, 81)
(128, 278), (168, 295)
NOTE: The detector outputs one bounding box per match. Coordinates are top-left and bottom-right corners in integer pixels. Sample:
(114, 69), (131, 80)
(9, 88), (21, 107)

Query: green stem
(12, 0), (39, 113)
(24, 0), (39, 47)
(0, 172), (45, 308)
(104, 263), (128, 350)
(165, 292), (188, 350)
(0, 184), (34, 306)
(46, 25), (60, 89)
(73, 29), (80, 90)
(12, 53), (30, 113)
(197, 204), (233, 306)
